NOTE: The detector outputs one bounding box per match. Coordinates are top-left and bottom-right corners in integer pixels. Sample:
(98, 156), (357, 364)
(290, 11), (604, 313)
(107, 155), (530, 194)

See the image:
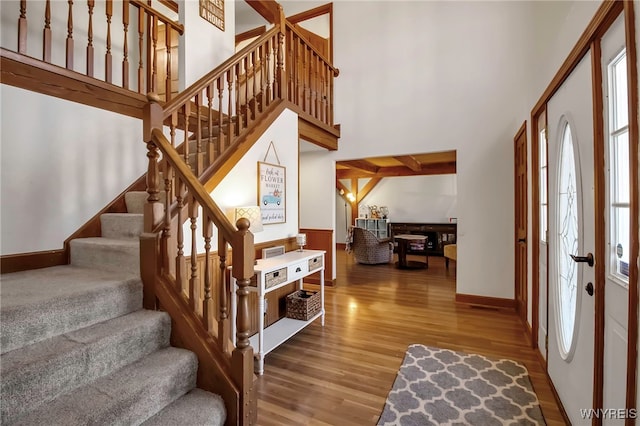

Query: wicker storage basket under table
(286, 289), (321, 321)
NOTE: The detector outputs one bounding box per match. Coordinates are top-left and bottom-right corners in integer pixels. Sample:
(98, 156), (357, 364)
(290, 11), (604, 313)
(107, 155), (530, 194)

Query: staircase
(0, 191), (226, 425)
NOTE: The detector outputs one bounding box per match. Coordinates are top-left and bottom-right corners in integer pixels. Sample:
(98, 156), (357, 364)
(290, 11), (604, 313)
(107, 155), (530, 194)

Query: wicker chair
(349, 227), (394, 265)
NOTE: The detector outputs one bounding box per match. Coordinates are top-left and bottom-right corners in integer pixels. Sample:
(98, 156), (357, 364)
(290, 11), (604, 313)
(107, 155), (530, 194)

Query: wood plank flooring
(254, 250), (565, 425)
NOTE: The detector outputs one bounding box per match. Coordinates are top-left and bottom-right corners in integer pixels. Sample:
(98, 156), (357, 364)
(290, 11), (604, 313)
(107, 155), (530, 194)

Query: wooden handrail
(285, 21), (339, 77)
(131, 0), (184, 34)
(162, 26), (281, 118)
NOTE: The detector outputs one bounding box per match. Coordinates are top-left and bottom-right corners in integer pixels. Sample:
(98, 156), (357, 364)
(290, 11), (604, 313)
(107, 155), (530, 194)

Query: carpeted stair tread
(70, 237), (140, 276)
(141, 388), (226, 426)
(1, 310), (171, 424)
(1, 265), (142, 354)
(11, 347), (198, 426)
(101, 213), (144, 239)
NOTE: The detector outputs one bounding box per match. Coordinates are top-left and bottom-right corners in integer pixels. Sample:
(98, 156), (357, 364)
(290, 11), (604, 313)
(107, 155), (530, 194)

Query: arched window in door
(556, 120), (581, 359)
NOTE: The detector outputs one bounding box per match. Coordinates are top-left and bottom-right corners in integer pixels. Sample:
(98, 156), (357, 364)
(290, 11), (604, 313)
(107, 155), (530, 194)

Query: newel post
(143, 93), (164, 233)
(231, 218), (257, 425)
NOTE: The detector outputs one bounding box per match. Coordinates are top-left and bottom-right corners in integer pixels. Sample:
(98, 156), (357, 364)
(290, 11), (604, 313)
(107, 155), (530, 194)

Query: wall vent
(262, 245), (285, 259)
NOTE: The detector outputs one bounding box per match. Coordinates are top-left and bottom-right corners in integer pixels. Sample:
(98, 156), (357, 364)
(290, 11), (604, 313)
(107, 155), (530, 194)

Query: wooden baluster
(170, 111), (178, 147)
(86, 0), (94, 77)
(202, 215), (213, 331)
(206, 83), (215, 166)
(150, 16), (158, 95)
(183, 102), (190, 166)
(289, 31), (296, 104)
(189, 196), (199, 311)
(252, 50), (259, 114)
(258, 45), (264, 112)
(137, 8), (144, 93)
(195, 92), (203, 174)
(235, 64), (243, 133)
(43, 0), (51, 62)
(227, 70), (234, 145)
(321, 65), (327, 124)
(162, 163), (172, 275)
(144, 140), (160, 232)
(276, 30), (285, 99)
(314, 56), (320, 119)
(104, 0), (112, 82)
(265, 38), (272, 106)
(296, 37), (303, 107)
(243, 56), (249, 126)
(165, 27), (172, 101)
(218, 235), (229, 351)
(122, 0), (129, 89)
(18, 0), (27, 54)
(66, 0), (74, 70)
(217, 77), (224, 157)
(175, 178), (186, 292)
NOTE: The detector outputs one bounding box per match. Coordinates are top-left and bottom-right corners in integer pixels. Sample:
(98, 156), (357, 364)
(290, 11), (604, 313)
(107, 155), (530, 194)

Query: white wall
(329, 1), (531, 299)
(0, 85), (146, 254)
(181, 0), (235, 88)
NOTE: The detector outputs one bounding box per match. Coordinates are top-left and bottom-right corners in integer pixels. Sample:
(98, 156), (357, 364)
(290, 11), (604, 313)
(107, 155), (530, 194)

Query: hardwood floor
(254, 250), (565, 425)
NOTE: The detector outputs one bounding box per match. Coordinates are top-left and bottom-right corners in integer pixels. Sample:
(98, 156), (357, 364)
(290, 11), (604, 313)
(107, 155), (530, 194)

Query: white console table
(231, 249), (325, 375)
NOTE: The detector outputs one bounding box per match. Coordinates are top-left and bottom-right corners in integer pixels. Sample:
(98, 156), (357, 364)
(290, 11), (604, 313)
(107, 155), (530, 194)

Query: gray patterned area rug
(377, 345), (546, 425)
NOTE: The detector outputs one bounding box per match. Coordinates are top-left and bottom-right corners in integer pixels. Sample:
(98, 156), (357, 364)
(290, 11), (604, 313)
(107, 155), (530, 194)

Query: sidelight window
(607, 50), (630, 283)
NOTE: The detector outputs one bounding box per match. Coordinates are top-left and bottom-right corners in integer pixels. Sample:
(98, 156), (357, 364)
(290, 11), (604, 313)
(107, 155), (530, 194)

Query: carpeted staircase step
(0, 265), (142, 355)
(124, 190), (166, 215)
(101, 213), (144, 239)
(141, 388), (226, 425)
(9, 347), (198, 426)
(1, 310), (171, 424)
(70, 237), (140, 276)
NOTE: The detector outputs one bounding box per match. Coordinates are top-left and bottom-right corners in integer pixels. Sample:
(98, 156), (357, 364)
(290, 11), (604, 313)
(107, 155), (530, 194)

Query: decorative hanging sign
(258, 142), (285, 224)
(199, 0), (224, 31)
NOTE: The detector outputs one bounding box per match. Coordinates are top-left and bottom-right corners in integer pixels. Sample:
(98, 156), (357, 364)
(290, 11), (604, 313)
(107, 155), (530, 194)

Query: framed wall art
(258, 161), (286, 224)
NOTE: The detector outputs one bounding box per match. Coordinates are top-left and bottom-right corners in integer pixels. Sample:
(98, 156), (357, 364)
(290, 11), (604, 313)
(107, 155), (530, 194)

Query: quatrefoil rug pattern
(377, 344), (546, 426)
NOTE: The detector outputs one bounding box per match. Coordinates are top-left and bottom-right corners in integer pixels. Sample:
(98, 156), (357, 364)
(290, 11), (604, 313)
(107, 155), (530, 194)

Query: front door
(514, 124), (528, 326)
(546, 50), (596, 423)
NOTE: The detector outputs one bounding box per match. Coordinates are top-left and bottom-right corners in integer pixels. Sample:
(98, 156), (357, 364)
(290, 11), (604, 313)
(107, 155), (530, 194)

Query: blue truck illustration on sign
(262, 189), (282, 206)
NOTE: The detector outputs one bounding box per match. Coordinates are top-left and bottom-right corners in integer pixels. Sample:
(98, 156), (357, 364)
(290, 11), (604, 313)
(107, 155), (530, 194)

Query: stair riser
(1, 279), (142, 355)
(12, 349), (198, 426)
(1, 312), (171, 424)
(70, 239), (140, 276)
(101, 214), (144, 240)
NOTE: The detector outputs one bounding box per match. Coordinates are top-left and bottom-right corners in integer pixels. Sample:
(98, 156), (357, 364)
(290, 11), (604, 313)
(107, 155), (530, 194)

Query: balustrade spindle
(218, 236), (229, 349)
(276, 31), (284, 99)
(252, 50), (259, 115)
(195, 93), (203, 174)
(206, 83), (215, 165)
(18, 0), (27, 54)
(314, 55), (320, 119)
(122, 0), (129, 89)
(87, 0), (95, 77)
(66, 0), (74, 70)
(289, 31), (296, 104)
(227, 71), (234, 145)
(202, 217), (213, 331)
(189, 197), (199, 310)
(170, 112), (178, 147)
(183, 102), (191, 165)
(43, 0), (51, 62)
(105, 0), (112, 82)
(165, 27), (172, 101)
(265, 38), (272, 105)
(144, 141), (160, 234)
(243, 56), (249, 126)
(162, 164), (173, 275)
(137, 8), (144, 93)
(150, 16), (158, 94)
(217, 78), (224, 157)
(175, 179), (186, 292)
(258, 46), (264, 112)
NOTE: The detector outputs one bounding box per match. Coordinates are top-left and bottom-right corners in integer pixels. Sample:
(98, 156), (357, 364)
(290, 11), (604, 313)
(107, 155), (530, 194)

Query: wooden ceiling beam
(356, 178), (382, 204)
(336, 160), (378, 174)
(336, 162), (456, 179)
(245, 0), (281, 23)
(393, 155), (422, 172)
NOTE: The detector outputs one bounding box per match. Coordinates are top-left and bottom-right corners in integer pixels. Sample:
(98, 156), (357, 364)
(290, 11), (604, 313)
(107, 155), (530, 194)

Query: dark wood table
(394, 234), (429, 269)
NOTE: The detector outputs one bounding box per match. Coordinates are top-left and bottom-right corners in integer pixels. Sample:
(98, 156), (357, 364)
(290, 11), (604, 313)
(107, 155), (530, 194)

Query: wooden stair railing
(143, 96), (257, 425)
(12, 0), (184, 102)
